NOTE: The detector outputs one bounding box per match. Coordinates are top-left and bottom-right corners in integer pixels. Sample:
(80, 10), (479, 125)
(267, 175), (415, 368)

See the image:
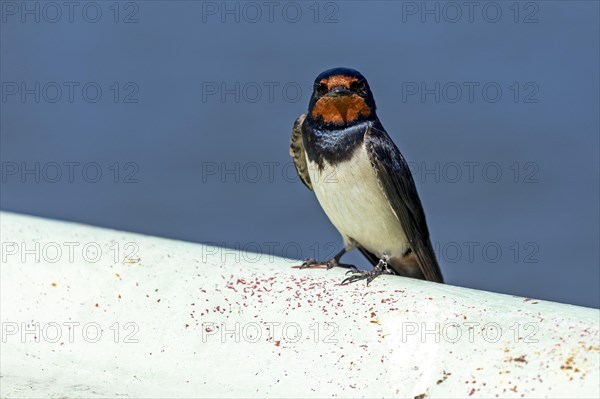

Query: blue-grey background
(1, 1), (598, 307)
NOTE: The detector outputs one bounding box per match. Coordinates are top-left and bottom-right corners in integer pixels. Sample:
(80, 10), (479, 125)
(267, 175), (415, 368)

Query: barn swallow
(290, 67), (444, 285)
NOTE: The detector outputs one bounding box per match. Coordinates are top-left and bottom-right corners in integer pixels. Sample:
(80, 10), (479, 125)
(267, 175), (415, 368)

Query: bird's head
(308, 67), (377, 128)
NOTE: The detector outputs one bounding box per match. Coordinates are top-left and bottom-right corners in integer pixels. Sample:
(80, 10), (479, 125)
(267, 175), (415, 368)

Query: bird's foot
(298, 258), (339, 269)
(341, 258), (392, 285)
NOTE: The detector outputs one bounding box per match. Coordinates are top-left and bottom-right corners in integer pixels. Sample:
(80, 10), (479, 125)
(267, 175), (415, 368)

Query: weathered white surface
(0, 211), (598, 398)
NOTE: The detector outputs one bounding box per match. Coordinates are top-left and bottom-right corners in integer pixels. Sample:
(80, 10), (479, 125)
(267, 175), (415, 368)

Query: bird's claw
(299, 258), (340, 269)
(341, 269), (378, 285)
(341, 259), (390, 286)
(300, 258), (319, 269)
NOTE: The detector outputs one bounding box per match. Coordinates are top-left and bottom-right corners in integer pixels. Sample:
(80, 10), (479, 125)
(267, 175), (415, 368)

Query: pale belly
(307, 143), (409, 258)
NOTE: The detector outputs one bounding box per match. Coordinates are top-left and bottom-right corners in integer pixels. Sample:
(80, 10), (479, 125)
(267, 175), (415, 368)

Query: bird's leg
(299, 239), (357, 270)
(300, 247), (348, 269)
(341, 255), (393, 285)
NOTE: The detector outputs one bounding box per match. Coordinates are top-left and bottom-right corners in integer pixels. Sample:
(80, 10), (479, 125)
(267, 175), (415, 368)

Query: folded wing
(364, 126), (444, 283)
(289, 113), (312, 191)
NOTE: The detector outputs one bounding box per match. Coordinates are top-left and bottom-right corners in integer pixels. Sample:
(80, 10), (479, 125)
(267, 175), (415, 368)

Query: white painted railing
(1, 211), (598, 398)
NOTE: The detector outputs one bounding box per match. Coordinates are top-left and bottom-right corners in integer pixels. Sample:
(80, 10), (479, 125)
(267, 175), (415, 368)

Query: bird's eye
(350, 80), (365, 91)
(314, 82), (327, 93)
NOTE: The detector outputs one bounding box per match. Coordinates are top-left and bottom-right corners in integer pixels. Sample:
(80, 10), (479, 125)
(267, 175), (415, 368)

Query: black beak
(326, 86), (352, 97)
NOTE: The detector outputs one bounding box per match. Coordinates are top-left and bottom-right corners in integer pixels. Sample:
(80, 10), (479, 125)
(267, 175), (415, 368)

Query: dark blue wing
(364, 126), (444, 283)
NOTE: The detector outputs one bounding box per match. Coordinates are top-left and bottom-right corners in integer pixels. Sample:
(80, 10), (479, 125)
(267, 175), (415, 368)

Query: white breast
(307, 143), (409, 258)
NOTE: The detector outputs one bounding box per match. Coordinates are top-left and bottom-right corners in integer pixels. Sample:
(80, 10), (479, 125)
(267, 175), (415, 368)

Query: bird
(290, 67), (444, 285)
